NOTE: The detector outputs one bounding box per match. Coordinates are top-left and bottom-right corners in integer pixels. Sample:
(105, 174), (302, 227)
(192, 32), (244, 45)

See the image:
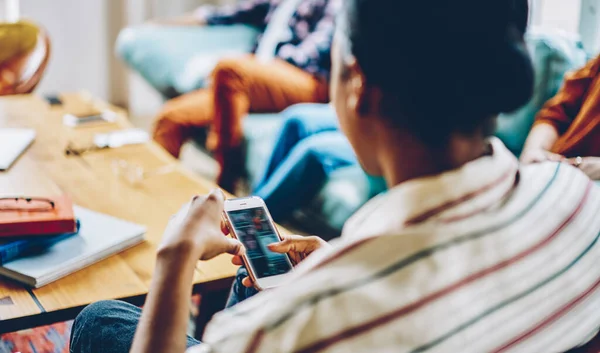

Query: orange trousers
(153, 55), (329, 184)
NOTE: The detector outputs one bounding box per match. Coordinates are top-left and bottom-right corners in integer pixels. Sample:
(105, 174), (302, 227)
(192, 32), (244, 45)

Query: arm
(130, 191), (243, 353)
(130, 248), (196, 353)
(534, 55), (600, 135)
(520, 123), (564, 163)
(521, 55), (600, 164)
(277, 0), (339, 78)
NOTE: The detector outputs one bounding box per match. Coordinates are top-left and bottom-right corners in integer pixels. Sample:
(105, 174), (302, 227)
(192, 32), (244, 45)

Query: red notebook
(0, 196), (77, 237)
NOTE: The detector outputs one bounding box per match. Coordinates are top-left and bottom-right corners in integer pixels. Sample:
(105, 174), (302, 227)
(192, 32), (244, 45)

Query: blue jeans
(69, 300), (200, 353)
(70, 271), (257, 353)
(254, 104), (358, 220)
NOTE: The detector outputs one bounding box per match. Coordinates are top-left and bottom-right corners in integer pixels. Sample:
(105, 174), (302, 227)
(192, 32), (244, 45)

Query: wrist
(154, 248), (197, 286)
(157, 240), (203, 268)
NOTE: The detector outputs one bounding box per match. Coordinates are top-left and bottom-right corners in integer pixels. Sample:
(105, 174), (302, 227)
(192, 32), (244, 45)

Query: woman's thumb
(224, 237), (244, 256)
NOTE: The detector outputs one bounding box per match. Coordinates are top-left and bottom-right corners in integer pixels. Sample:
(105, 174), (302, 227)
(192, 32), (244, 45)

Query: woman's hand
(158, 189), (243, 265)
(520, 148), (565, 164)
(225, 231), (330, 288)
(568, 157), (600, 180)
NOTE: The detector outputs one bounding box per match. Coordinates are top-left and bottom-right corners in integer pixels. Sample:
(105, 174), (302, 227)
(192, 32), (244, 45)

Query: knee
(280, 115), (306, 136)
(212, 58), (245, 89)
(73, 300), (129, 332)
(70, 300), (134, 353)
(281, 104), (320, 120)
(153, 104), (180, 136)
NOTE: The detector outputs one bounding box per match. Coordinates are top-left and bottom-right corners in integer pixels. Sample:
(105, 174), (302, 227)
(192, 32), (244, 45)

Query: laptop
(0, 128), (36, 171)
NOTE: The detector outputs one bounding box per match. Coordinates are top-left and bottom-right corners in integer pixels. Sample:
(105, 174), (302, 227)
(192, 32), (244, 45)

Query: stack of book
(0, 196), (146, 287)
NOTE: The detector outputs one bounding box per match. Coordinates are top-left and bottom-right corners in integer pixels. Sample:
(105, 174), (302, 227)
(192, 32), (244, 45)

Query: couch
(116, 25), (588, 237)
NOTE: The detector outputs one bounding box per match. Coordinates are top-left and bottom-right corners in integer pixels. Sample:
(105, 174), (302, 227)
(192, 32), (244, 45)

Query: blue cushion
(495, 29), (587, 156)
(116, 25), (260, 96)
(241, 113), (284, 183)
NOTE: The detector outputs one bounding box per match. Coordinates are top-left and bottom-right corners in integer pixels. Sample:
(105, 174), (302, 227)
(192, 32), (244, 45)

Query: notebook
(0, 195), (77, 237)
(0, 128), (35, 171)
(0, 206), (146, 287)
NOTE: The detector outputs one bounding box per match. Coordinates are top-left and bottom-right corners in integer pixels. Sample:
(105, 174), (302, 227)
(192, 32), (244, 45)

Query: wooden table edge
(0, 275), (235, 334)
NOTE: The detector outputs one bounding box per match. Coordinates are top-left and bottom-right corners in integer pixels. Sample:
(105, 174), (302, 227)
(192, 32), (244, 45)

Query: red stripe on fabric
(440, 177), (518, 224)
(492, 277), (600, 353)
(294, 183), (591, 353)
(312, 237), (374, 270)
(244, 329), (265, 353)
(404, 167), (516, 226)
(440, 178), (518, 223)
(313, 168), (517, 271)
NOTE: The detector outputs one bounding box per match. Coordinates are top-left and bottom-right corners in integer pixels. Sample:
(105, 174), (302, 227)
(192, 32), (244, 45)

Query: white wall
(16, 0), (114, 102)
(536, 0), (582, 33)
(534, 0), (600, 53)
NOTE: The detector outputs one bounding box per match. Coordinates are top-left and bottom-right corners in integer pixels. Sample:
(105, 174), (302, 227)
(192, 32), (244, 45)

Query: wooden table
(0, 93), (238, 336)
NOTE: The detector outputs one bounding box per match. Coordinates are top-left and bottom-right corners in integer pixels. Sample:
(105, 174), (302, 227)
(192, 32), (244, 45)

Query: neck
(377, 130), (489, 188)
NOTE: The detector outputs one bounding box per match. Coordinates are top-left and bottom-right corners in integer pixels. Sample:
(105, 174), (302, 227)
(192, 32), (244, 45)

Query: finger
(221, 219), (230, 235)
(241, 277), (254, 288)
(189, 188), (225, 220)
(267, 238), (295, 254)
(267, 235), (307, 253)
(222, 238), (244, 256)
(548, 154), (564, 162)
(231, 255), (244, 266)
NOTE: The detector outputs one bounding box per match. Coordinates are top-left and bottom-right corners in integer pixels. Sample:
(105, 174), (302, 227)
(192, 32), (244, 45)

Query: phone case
(223, 202), (291, 290)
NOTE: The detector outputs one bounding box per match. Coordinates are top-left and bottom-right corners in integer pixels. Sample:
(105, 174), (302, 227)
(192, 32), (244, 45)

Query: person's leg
(225, 267), (259, 308)
(69, 300), (200, 353)
(152, 89), (214, 158)
(207, 55), (330, 190)
(255, 103), (339, 190)
(254, 132), (357, 221)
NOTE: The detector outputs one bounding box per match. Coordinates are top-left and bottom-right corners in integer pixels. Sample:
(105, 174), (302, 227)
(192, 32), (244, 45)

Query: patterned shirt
(195, 0), (339, 79)
(194, 137), (600, 353)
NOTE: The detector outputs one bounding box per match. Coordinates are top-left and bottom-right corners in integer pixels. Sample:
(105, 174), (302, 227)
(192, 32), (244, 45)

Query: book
(0, 206), (146, 288)
(0, 195), (77, 237)
(0, 128), (35, 171)
(0, 220), (81, 266)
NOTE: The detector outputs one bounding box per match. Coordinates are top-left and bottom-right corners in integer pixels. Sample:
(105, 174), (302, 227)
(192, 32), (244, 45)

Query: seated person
(521, 54), (600, 180)
(70, 1), (600, 352)
(152, 0), (340, 191)
(253, 103), (358, 220)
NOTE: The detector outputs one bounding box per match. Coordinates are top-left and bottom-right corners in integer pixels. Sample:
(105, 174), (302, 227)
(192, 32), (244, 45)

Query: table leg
(194, 287), (229, 339)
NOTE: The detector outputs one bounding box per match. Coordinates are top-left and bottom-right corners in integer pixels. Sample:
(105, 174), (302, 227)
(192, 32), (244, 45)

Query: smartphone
(223, 196), (293, 290)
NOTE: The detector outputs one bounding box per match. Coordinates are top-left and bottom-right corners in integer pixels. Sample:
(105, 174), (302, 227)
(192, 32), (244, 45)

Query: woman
(151, 0), (340, 191)
(71, 1), (600, 352)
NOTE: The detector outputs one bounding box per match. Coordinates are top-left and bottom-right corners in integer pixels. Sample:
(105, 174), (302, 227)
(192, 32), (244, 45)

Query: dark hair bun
(345, 0), (534, 140)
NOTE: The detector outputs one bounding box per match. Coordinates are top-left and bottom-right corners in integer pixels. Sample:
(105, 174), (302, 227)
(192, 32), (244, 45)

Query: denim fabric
(226, 267), (260, 308)
(253, 104), (358, 220)
(69, 300), (200, 353)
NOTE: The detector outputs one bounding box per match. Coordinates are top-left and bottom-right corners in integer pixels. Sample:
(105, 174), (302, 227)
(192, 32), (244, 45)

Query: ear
(345, 58), (370, 117)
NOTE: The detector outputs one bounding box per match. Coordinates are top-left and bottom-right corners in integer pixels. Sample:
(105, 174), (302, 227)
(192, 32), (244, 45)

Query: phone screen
(227, 207), (292, 278)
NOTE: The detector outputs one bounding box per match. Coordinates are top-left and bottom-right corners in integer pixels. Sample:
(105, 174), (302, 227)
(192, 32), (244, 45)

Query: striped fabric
(197, 137), (600, 353)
